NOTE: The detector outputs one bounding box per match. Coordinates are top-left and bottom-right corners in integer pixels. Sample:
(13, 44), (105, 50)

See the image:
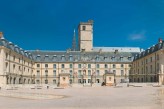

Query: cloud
(128, 31), (146, 41)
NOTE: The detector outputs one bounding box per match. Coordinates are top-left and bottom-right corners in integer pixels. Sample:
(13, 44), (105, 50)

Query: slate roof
(0, 38), (33, 60)
(0, 37), (140, 63)
(29, 50), (138, 63)
(133, 41), (164, 61)
(93, 47), (141, 52)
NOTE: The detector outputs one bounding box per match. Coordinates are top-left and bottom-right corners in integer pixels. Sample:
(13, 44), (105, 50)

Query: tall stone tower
(78, 20), (93, 51)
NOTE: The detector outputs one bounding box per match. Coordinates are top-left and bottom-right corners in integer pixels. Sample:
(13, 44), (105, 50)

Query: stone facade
(129, 39), (164, 85)
(0, 20), (144, 87)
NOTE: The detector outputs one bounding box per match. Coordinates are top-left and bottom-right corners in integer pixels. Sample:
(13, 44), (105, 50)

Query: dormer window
(69, 55), (73, 61)
(61, 55), (65, 61)
(45, 55), (49, 61)
(96, 56), (99, 61)
(36, 55), (41, 61)
(53, 55), (57, 61)
(128, 56), (131, 61)
(111, 56), (115, 61)
(120, 56), (123, 61)
(104, 57), (107, 61)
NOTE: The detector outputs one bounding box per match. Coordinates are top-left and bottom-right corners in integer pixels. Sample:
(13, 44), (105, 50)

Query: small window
(96, 64), (100, 68)
(113, 70), (116, 74)
(70, 70), (73, 76)
(61, 64), (65, 68)
(45, 64), (48, 68)
(88, 70), (91, 76)
(61, 55), (65, 61)
(121, 64), (124, 68)
(113, 64), (116, 68)
(53, 64), (56, 68)
(96, 70), (100, 75)
(70, 64), (73, 68)
(129, 64), (132, 67)
(53, 70), (56, 76)
(82, 26), (86, 30)
(37, 64), (40, 68)
(45, 80), (48, 84)
(45, 70), (48, 76)
(121, 70), (124, 76)
(78, 70), (81, 75)
(78, 64), (81, 68)
(53, 79), (56, 84)
(105, 64), (108, 68)
(128, 57), (131, 61)
(69, 56), (73, 61)
(88, 64), (91, 68)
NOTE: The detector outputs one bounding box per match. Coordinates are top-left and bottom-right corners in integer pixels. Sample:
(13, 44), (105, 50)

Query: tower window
(82, 26), (86, 30)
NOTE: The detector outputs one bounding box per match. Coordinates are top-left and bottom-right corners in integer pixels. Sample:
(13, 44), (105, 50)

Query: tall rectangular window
(88, 64), (91, 68)
(96, 64), (100, 68)
(88, 70), (91, 76)
(113, 64), (116, 68)
(37, 64), (40, 68)
(113, 70), (116, 75)
(69, 56), (73, 61)
(78, 70), (81, 76)
(70, 64), (73, 68)
(121, 64), (124, 68)
(96, 70), (100, 76)
(61, 64), (65, 68)
(121, 70), (124, 76)
(105, 64), (108, 68)
(53, 64), (56, 68)
(70, 70), (73, 76)
(37, 70), (40, 77)
(45, 70), (48, 76)
(53, 70), (56, 77)
(45, 64), (48, 68)
(78, 64), (81, 68)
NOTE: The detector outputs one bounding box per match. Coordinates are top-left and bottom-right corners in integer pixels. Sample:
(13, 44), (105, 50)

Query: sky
(0, 0), (164, 51)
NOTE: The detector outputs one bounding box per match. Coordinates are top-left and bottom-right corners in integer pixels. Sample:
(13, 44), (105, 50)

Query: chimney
(158, 38), (163, 43)
(0, 32), (3, 39)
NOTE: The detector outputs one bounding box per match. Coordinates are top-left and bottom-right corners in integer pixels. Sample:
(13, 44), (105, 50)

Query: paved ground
(0, 86), (164, 109)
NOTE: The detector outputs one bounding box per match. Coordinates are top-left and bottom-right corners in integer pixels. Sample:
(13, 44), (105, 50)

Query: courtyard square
(0, 86), (164, 109)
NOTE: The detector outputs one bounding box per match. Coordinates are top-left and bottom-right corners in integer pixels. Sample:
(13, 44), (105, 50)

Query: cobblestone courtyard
(0, 86), (164, 109)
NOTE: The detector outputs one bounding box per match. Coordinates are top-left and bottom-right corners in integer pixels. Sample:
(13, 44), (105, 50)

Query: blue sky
(0, 0), (164, 50)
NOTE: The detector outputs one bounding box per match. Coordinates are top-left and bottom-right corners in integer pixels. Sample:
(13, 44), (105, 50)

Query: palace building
(130, 38), (164, 85)
(2, 20), (159, 87)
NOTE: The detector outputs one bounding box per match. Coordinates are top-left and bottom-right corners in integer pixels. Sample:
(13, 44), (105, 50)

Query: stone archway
(13, 77), (16, 84)
(10, 77), (12, 84)
(19, 78), (21, 84)
(28, 79), (30, 84)
(6, 76), (9, 84)
(24, 78), (26, 84)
